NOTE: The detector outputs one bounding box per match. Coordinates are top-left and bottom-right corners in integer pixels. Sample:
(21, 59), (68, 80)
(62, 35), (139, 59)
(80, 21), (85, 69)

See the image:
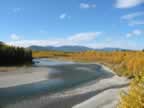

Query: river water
(0, 58), (114, 107)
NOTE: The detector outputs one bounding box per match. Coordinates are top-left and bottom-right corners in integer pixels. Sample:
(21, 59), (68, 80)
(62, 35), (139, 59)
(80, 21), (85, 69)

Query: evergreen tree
(0, 42), (32, 65)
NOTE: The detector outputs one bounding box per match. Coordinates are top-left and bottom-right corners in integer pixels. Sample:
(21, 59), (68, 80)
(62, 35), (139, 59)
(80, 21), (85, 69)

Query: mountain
(29, 45), (94, 52)
(96, 48), (128, 51)
(29, 45), (128, 52)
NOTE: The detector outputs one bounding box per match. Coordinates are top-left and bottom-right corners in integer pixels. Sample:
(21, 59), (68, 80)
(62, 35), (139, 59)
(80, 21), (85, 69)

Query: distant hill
(29, 45), (128, 52)
(29, 45), (93, 52)
(96, 48), (128, 51)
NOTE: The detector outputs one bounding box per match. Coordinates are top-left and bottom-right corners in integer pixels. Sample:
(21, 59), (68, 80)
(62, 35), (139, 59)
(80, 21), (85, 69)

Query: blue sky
(0, 0), (144, 49)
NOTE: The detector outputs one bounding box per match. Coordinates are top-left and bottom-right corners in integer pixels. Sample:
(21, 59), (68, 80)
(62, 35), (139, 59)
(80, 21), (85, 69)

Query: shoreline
(3, 60), (129, 108)
(5, 74), (129, 108)
(0, 67), (49, 88)
(0, 58), (130, 108)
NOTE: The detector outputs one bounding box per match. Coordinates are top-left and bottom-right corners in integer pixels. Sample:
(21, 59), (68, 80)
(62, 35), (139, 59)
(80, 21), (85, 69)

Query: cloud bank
(121, 12), (144, 26)
(115, 0), (144, 8)
(7, 32), (101, 47)
(10, 34), (21, 41)
(126, 29), (144, 38)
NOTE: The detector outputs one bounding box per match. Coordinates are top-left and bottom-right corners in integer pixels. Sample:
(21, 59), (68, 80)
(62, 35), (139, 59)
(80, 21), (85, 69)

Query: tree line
(0, 42), (32, 65)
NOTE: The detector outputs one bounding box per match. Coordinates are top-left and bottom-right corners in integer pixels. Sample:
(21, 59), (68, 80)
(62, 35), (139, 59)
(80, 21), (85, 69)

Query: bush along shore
(0, 42), (32, 66)
(63, 51), (144, 108)
(66, 51), (144, 108)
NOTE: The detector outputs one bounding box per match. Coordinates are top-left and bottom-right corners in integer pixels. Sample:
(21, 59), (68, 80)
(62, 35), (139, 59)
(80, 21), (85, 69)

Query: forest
(33, 50), (144, 108)
(0, 42), (32, 65)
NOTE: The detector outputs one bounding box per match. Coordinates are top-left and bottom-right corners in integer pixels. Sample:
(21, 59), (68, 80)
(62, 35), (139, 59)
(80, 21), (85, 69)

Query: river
(0, 59), (129, 108)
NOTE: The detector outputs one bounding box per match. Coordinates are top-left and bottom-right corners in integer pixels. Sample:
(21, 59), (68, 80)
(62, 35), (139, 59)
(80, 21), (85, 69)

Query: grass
(32, 50), (70, 58)
(118, 77), (144, 108)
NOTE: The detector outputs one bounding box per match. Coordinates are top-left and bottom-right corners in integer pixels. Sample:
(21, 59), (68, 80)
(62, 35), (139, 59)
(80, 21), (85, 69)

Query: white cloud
(59, 13), (66, 19)
(121, 12), (144, 20)
(115, 0), (144, 8)
(59, 13), (71, 20)
(121, 12), (144, 26)
(126, 33), (133, 38)
(126, 29), (143, 38)
(7, 32), (142, 50)
(129, 20), (144, 26)
(86, 38), (142, 50)
(80, 3), (96, 9)
(7, 32), (101, 47)
(68, 32), (101, 42)
(8, 40), (59, 47)
(10, 34), (21, 41)
(133, 29), (143, 35)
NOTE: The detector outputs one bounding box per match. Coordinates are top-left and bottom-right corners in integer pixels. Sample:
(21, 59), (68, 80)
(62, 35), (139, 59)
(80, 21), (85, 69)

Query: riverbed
(0, 59), (129, 108)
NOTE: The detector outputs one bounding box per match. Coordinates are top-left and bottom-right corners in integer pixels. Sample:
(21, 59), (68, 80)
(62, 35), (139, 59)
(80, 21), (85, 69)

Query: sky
(0, 0), (144, 50)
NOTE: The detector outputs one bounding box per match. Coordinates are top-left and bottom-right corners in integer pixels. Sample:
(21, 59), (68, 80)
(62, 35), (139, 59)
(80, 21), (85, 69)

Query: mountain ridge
(29, 45), (129, 52)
